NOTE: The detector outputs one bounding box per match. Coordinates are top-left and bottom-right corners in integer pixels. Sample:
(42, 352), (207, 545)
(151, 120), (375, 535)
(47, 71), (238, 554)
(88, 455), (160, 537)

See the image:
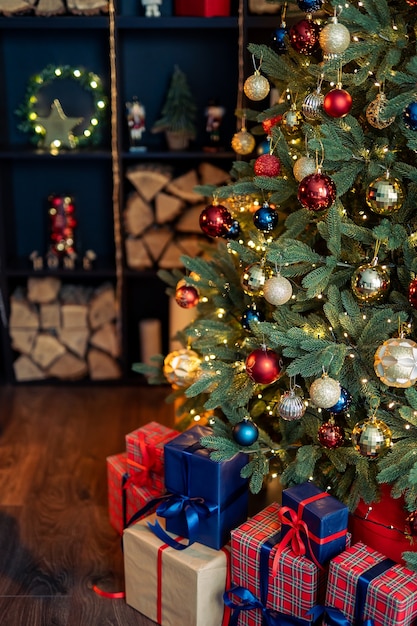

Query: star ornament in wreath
(16, 64), (108, 152)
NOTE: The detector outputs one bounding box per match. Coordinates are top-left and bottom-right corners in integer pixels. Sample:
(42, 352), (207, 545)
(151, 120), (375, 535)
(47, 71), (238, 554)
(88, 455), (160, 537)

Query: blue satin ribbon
(224, 586), (308, 626)
(355, 558), (394, 625)
(307, 605), (373, 626)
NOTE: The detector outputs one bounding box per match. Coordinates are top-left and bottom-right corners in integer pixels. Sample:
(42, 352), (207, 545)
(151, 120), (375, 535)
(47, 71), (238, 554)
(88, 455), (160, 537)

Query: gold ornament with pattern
(244, 70), (270, 101)
(163, 348), (202, 388)
(366, 93), (395, 130)
(232, 128), (256, 155)
(374, 337), (417, 388)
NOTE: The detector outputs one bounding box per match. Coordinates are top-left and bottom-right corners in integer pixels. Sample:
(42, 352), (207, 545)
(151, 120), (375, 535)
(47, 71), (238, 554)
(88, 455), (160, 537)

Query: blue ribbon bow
(307, 605), (375, 626)
(224, 585), (308, 626)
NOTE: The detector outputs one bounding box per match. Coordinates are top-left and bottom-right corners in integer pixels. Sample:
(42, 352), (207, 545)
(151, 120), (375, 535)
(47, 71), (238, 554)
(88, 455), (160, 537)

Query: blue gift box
(155, 425), (249, 551)
(280, 482), (348, 567)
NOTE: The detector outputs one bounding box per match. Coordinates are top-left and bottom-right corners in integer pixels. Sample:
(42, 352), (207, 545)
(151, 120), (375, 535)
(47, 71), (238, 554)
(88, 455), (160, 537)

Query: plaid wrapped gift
(280, 482), (348, 567)
(226, 502), (327, 625)
(106, 452), (164, 535)
(125, 421), (178, 493)
(325, 541), (417, 626)
(124, 513), (231, 626)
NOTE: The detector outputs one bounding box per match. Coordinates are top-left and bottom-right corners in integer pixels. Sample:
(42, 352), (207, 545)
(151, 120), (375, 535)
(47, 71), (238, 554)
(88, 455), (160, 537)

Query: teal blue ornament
(297, 0), (323, 11)
(223, 218), (240, 240)
(241, 304), (265, 330)
(253, 202), (278, 232)
(404, 101), (417, 130)
(327, 387), (352, 414)
(271, 25), (288, 54)
(232, 418), (259, 446)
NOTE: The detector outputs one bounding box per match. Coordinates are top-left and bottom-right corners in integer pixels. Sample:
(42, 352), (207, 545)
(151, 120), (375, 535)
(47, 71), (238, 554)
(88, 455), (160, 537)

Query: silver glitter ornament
(277, 389), (306, 421)
(293, 156), (316, 182)
(244, 70), (270, 101)
(319, 17), (350, 60)
(310, 374), (341, 409)
(351, 417), (392, 457)
(263, 275), (293, 305)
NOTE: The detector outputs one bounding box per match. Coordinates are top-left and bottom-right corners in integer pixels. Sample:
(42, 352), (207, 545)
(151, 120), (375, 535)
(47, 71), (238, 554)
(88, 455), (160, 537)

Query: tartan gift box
(106, 452), (164, 535)
(226, 502), (328, 625)
(152, 425), (249, 551)
(281, 481), (348, 567)
(325, 541), (417, 626)
(125, 421), (178, 493)
(124, 512), (231, 626)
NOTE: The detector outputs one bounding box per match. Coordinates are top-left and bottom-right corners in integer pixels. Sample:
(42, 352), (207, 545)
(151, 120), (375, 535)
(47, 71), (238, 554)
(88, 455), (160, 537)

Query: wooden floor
(0, 383), (174, 626)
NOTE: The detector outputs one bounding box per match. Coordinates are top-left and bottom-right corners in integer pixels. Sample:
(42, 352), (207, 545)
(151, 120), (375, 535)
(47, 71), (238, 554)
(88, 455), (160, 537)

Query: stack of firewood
(0, 0), (108, 15)
(9, 278), (122, 381)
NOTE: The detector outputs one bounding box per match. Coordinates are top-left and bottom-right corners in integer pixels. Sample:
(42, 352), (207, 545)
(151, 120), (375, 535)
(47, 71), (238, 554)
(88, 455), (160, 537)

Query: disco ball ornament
(351, 261), (390, 303)
(323, 88), (352, 118)
(302, 89), (324, 121)
(232, 129), (256, 155)
(199, 203), (233, 238)
(271, 24), (288, 54)
(263, 275), (293, 305)
(246, 347), (282, 385)
(310, 374), (341, 409)
(404, 101), (417, 130)
(298, 171), (337, 211)
(319, 17), (350, 59)
(241, 262), (271, 295)
(365, 174), (404, 215)
(163, 348), (201, 388)
(408, 278), (417, 309)
(232, 418), (259, 446)
(374, 337), (417, 388)
(254, 153), (281, 177)
(327, 386), (352, 414)
(293, 156), (316, 182)
(297, 0), (323, 13)
(253, 202), (279, 232)
(351, 417), (392, 458)
(241, 304), (265, 330)
(366, 93), (395, 129)
(244, 71), (270, 101)
(281, 106), (303, 134)
(318, 421), (345, 449)
(175, 283), (199, 309)
(276, 389), (306, 421)
(289, 18), (321, 55)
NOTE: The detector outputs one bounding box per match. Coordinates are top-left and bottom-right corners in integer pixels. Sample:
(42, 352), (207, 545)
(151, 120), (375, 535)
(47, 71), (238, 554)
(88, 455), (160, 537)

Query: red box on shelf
(174, 0), (231, 17)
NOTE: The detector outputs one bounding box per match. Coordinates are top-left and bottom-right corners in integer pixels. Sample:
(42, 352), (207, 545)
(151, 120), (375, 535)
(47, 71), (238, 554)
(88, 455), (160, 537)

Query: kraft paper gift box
(106, 452), (163, 535)
(281, 481), (348, 567)
(154, 425), (249, 551)
(225, 502), (328, 625)
(123, 513), (231, 626)
(125, 421), (178, 493)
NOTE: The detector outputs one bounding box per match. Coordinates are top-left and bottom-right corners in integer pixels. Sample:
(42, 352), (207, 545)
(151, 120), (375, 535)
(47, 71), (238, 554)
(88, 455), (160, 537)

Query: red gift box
(125, 421), (178, 493)
(106, 452), (163, 535)
(325, 542), (417, 626)
(227, 502), (327, 625)
(174, 0), (231, 17)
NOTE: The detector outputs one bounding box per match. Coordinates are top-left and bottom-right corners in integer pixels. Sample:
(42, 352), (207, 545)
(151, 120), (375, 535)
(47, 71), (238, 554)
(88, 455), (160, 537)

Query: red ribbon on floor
(92, 584), (125, 599)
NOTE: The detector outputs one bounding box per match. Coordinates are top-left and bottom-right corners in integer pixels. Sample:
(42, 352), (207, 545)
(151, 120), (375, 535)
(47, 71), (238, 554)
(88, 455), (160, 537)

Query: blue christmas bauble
(404, 101), (417, 130)
(253, 202), (278, 232)
(223, 219), (240, 239)
(297, 0), (323, 11)
(271, 26), (288, 54)
(327, 386), (352, 414)
(232, 419), (259, 446)
(241, 305), (265, 330)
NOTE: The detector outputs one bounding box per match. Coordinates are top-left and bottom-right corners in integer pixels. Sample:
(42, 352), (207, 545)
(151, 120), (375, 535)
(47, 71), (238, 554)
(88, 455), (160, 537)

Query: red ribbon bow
(272, 506), (323, 575)
(124, 433), (163, 491)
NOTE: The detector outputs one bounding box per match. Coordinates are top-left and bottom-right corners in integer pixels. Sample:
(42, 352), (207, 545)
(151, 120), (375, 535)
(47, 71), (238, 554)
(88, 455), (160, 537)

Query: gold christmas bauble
(231, 129), (256, 155)
(263, 275), (293, 305)
(244, 70), (270, 101)
(293, 156), (316, 182)
(309, 374), (341, 409)
(163, 348), (201, 388)
(366, 175), (404, 215)
(366, 93), (395, 130)
(351, 418), (392, 457)
(319, 19), (350, 59)
(241, 262), (272, 296)
(281, 107), (303, 134)
(351, 262), (390, 303)
(374, 337), (417, 388)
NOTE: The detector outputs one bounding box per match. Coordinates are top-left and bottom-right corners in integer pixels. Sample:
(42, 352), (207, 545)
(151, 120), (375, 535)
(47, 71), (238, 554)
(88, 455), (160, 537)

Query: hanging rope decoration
(16, 64), (108, 149)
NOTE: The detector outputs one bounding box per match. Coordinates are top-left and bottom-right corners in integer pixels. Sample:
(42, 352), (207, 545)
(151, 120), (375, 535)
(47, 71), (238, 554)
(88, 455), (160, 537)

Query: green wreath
(16, 64), (108, 149)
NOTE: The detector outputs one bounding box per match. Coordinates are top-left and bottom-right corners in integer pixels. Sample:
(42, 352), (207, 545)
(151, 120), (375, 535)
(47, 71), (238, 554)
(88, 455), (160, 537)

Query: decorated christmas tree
(136, 0), (417, 568)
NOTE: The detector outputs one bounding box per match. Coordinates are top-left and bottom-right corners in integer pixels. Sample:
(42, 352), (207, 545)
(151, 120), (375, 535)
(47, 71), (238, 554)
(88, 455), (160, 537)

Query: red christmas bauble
(298, 172), (337, 211)
(245, 348), (282, 385)
(289, 18), (321, 55)
(318, 422), (345, 449)
(254, 154), (281, 177)
(323, 88), (352, 118)
(409, 278), (417, 309)
(406, 0), (417, 5)
(199, 203), (233, 238)
(175, 284), (199, 309)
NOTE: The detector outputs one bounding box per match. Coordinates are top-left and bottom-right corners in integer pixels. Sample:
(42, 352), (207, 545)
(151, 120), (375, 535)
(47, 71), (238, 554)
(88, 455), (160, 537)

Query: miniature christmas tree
(136, 0), (417, 568)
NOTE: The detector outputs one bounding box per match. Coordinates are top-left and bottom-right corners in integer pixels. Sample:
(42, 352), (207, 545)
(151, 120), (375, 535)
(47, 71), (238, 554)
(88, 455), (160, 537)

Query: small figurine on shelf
(204, 99), (226, 152)
(29, 251), (44, 271)
(126, 97), (147, 152)
(141, 0), (162, 17)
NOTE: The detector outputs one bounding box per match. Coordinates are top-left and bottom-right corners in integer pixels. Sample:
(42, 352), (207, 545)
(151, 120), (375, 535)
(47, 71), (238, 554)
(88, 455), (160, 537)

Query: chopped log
(87, 348), (122, 380)
(66, 0), (108, 14)
(35, 0), (66, 15)
(60, 283), (91, 305)
(90, 322), (119, 358)
(27, 276), (61, 304)
(199, 162), (230, 186)
(166, 170), (204, 203)
(142, 228), (172, 262)
(13, 355), (46, 382)
(155, 192), (184, 224)
(47, 352), (89, 380)
(31, 333), (67, 369)
(177, 235), (204, 258)
(124, 192), (154, 237)
(10, 329), (37, 355)
(9, 297), (39, 330)
(58, 328), (90, 359)
(176, 203), (206, 233)
(61, 304), (89, 329)
(40, 302), (61, 330)
(0, 0), (34, 16)
(88, 285), (117, 330)
(125, 237), (152, 270)
(158, 240), (186, 269)
(126, 165), (171, 201)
